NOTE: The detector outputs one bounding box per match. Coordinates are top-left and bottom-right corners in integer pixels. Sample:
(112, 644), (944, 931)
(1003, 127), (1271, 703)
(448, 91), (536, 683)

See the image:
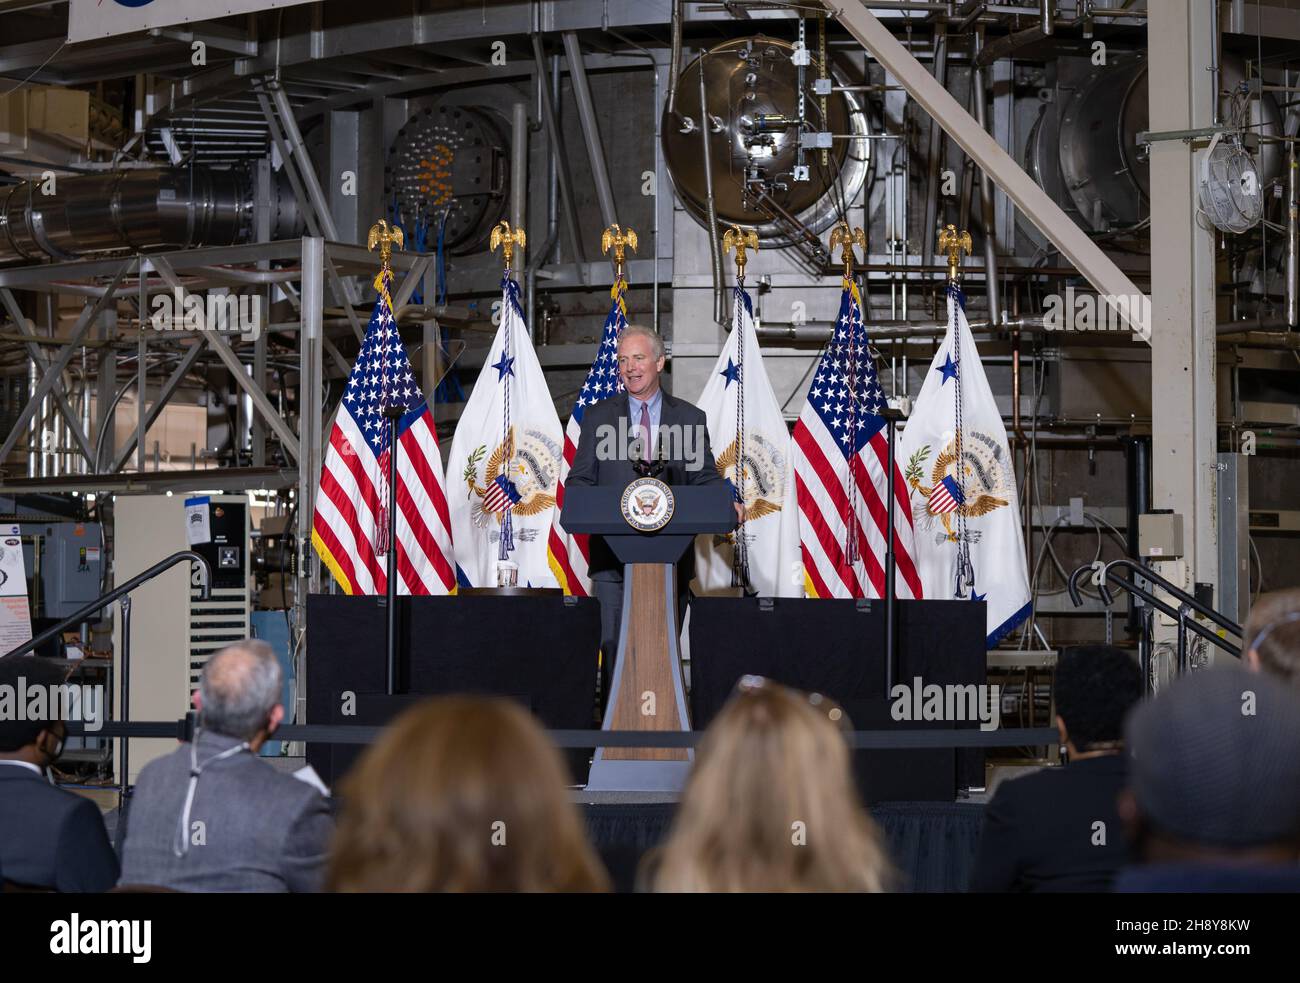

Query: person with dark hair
(1115, 664), (1300, 892)
(0, 656), (119, 892)
(1242, 588), (1300, 689)
(970, 645), (1143, 892)
(118, 641), (333, 892)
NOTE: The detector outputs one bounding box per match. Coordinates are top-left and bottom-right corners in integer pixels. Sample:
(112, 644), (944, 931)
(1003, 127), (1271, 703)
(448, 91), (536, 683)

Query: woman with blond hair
(649, 677), (893, 892)
(328, 696), (609, 892)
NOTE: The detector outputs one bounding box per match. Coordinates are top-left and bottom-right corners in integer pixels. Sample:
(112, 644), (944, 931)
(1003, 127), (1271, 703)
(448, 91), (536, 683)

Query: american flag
(483, 472), (522, 514)
(547, 277), (627, 595)
(928, 474), (965, 514)
(311, 271), (456, 595)
(792, 276), (922, 599)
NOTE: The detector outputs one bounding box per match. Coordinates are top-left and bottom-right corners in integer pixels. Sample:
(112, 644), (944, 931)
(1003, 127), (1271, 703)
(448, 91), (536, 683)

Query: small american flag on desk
(311, 271), (456, 595)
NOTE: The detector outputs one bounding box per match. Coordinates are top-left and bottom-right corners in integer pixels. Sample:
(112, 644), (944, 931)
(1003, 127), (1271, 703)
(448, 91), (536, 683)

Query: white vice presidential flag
(447, 275), (564, 588)
(898, 285), (1031, 645)
(693, 286), (801, 597)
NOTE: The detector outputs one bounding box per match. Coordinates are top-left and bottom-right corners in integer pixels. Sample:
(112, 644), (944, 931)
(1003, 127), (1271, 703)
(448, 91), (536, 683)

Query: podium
(562, 482), (735, 791)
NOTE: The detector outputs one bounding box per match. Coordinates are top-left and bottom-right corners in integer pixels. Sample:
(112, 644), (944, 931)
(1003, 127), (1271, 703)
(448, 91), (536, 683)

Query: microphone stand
(382, 403), (406, 694)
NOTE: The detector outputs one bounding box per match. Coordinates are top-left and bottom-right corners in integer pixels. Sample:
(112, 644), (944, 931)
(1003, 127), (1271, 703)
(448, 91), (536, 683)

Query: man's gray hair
(618, 323), (665, 360)
(199, 640), (282, 740)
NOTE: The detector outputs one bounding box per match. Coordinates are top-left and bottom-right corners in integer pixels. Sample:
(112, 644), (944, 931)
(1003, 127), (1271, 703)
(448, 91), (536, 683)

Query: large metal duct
(1024, 53), (1282, 234)
(0, 166), (297, 265)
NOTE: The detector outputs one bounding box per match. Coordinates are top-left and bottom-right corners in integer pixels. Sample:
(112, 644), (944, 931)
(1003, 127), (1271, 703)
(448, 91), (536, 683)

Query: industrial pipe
(922, 23), (947, 265)
(0, 167), (294, 266)
(532, 35), (586, 270)
(971, 28), (1001, 328)
(698, 51), (725, 326)
(1288, 143), (1298, 328)
(667, 0), (685, 123)
(756, 315), (1046, 342)
(562, 31), (619, 231)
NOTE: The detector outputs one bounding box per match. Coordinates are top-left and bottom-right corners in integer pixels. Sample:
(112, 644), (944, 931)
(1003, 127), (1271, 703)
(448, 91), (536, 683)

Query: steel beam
(267, 83), (347, 246)
(255, 90), (323, 237)
(109, 338), (208, 474)
(149, 256), (301, 461)
(824, 0), (1150, 338)
(510, 101), (529, 236)
(0, 289), (96, 466)
(0, 262), (129, 463)
(1147, 0), (1218, 601)
(533, 35), (587, 268)
(95, 309), (118, 470)
(390, 256), (432, 311)
(299, 237), (325, 595)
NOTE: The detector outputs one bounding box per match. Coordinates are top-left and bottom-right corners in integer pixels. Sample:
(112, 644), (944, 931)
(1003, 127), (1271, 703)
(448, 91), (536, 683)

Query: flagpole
(369, 219), (408, 695)
(722, 224), (757, 593)
(382, 404), (403, 694)
(883, 397), (900, 697)
(833, 223), (898, 693)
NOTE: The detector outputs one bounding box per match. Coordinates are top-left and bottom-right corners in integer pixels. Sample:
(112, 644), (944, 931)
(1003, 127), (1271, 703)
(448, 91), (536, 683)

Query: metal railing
(1068, 557), (1241, 685)
(64, 718), (1061, 751)
(2, 550), (213, 803)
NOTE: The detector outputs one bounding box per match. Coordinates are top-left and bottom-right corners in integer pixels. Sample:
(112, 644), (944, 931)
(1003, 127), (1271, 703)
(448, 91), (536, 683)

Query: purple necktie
(639, 402), (652, 463)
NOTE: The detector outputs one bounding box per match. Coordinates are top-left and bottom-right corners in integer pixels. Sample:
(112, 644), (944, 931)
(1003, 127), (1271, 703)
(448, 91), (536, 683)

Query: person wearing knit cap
(1114, 663), (1300, 892)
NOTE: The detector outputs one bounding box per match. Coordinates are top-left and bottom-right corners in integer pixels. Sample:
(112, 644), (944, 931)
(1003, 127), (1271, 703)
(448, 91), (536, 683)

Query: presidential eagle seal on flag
(713, 431), (787, 526)
(904, 432), (1011, 545)
(462, 425), (561, 531)
(897, 282), (1031, 645)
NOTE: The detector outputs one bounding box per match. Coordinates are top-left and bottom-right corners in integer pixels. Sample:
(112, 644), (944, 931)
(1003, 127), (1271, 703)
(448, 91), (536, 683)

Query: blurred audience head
(0, 656), (69, 768)
(1054, 645), (1144, 755)
(194, 640), (283, 745)
(1243, 589), (1300, 689)
(328, 696), (609, 892)
(650, 676), (892, 892)
(1121, 664), (1300, 864)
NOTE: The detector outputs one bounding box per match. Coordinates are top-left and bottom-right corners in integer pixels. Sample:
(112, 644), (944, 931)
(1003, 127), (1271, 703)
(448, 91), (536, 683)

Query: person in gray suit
(566, 325), (739, 701)
(118, 640), (332, 892)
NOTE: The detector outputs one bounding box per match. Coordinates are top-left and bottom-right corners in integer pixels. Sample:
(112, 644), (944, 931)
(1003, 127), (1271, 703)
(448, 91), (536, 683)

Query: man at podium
(566, 325), (733, 698)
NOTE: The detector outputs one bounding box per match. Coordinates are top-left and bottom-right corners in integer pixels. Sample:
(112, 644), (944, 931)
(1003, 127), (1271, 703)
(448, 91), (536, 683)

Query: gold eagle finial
(600, 224), (638, 280)
(490, 220), (527, 269)
(722, 224), (759, 280)
(938, 224), (973, 281)
(828, 221), (867, 279)
(367, 219), (404, 270)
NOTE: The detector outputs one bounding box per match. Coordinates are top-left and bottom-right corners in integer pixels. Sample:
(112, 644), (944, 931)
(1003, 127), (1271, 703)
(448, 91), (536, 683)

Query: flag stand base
(585, 758), (691, 793)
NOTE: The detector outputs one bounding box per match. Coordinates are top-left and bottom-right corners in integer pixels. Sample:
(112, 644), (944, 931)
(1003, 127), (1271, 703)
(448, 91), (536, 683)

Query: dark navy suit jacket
(0, 763), (119, 891)
(565, 390), (723, 582)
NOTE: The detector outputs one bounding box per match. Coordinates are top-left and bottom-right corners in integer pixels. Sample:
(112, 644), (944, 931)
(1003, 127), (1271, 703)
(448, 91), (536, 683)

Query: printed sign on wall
(0, 524), (33, 653)
(69, 0), (319, 44)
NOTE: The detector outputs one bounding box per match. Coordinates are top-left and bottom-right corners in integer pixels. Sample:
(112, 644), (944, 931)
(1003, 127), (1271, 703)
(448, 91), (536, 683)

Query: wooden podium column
(602, 564), (691, 760)
(586, 563), (692, 790)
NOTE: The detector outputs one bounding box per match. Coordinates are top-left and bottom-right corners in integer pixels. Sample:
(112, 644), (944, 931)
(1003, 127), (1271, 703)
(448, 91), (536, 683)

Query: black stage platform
(305, 594), (987, 797)
(582, 799), (985, 893)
